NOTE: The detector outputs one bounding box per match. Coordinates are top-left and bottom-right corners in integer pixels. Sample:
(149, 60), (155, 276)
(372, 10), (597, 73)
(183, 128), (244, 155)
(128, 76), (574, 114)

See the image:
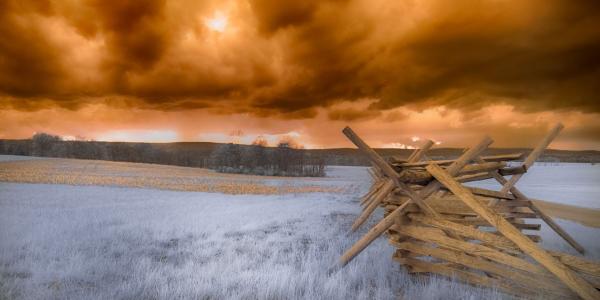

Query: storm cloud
(1, 0), (599, 115)
(0, 0), (600, 148)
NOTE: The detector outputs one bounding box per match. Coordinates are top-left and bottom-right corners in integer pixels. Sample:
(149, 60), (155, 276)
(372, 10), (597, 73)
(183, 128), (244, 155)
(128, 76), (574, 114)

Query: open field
(0, 156), (342, 195)
(0, 156), (599, 299)
(467, 162), (600, 227)
(468, 162), (600, 208)
(2, 156), (598, 227)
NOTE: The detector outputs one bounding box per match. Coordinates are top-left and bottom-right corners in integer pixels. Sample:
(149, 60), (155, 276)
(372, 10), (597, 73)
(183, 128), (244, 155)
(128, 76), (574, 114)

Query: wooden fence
(338, 123), (600, 299)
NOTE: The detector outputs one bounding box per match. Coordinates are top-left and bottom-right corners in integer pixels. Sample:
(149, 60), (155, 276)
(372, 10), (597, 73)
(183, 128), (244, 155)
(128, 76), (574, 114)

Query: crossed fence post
(339, 127), (492, 266)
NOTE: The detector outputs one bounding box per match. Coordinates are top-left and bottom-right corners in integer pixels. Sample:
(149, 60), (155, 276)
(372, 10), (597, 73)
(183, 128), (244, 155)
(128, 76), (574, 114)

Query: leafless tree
(32, 133), (61, 157)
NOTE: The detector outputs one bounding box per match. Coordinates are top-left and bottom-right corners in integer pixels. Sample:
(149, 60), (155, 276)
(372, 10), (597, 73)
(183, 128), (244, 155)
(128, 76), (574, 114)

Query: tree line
(2, 133), (596, 172)
(0, 133), (326, 177)
(210, 140), (325, 177)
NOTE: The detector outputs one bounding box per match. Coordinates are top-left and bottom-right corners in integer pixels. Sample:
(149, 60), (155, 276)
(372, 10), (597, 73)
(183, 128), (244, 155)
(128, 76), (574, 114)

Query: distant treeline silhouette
(0, 133), (327, 177)
(0, 133), (598, 172)
(210, 141), (325, 177)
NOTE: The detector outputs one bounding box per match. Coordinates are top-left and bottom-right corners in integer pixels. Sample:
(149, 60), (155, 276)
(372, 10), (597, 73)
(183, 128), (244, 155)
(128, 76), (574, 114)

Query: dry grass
(0, 158), (343, 195)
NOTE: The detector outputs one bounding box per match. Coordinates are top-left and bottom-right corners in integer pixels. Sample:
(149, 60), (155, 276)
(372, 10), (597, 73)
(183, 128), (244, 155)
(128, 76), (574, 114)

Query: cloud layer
(1, 0), (599, 148)
(1, 0), (599, 115)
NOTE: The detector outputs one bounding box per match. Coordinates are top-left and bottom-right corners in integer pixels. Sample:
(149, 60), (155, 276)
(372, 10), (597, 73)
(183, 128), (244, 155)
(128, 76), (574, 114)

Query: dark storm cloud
(88, 0), (168, 72)
(327, 108), (380, 121)
(0, 0), (65, 97)
(372, 0), (600, 113)
(1, 0), (599, 118)
(249, 0), (322, 35)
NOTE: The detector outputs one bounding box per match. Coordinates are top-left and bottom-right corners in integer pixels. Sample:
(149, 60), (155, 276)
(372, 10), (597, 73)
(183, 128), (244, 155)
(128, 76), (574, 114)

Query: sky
(0, 0), (599, 149)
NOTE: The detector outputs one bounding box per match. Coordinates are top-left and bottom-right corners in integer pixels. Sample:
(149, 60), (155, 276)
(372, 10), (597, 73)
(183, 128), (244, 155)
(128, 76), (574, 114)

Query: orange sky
(1, 0), (599, 149)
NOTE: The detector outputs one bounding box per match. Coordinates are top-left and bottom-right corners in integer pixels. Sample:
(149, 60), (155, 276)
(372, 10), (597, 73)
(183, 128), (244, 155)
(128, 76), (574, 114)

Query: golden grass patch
(0, 159), (343, 195)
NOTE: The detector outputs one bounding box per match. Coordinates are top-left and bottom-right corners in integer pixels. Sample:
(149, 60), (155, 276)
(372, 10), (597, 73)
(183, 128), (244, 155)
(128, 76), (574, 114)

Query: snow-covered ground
(0, 163), (510, 300)
(0, 155), (44, 162)
(0, 157), (598, 299)
(467, 162), (600, 208)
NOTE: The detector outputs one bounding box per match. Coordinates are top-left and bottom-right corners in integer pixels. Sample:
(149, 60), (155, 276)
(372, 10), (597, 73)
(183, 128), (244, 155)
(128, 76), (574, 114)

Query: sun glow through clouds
(205, 11), (228, 32)
(97, 130), (179, 143)
(381, 142), (415, 149)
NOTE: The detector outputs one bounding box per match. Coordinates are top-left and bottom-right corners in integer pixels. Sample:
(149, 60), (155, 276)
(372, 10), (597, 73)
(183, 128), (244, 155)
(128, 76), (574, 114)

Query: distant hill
(309, 147), (600, 164)
(1, 139), (599, 167)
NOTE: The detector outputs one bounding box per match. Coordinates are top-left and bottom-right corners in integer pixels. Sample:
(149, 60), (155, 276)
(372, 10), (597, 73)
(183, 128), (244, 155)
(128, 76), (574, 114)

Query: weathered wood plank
(548, 251), (600, 277)
(362, 179), (388, 207)
(394, 153), (525, 168)
(500, 123), (563, 194)
(408, 139), (434, 163)
(339, 131), (492, 266)
(395, 257), (540, 298)
(478, 154), (586, 254)
(391, 224), (548, 274)
(427, 163), (599, 300)
(407, 214), (519, 251)
(360, 180), (384, 205)
(412, 136), (493, 202)
(397, 162), (507, 184)
(392, 241), (577, 298)
(339, 201), (410, 266)
(342, 127), (440, 216)
(392, 197), (532, 215)
(412, 215), (541, 230)
(454, 166), (527, 183)
(463, 186), (516, 200)
(342, 127), (400, 183)
(352, 180), (395, 231)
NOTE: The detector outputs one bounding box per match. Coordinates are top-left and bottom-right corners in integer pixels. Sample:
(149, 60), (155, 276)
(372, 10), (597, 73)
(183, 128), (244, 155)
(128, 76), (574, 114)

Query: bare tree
(32, 133), (61, 157)
(0, 132), (328, 176)
(208, 135), (325, 177)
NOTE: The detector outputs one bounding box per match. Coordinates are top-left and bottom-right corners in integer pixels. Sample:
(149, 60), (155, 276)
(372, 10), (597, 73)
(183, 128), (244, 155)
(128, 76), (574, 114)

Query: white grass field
(468, 162), (600, 209)
(0, 156), (599, 299)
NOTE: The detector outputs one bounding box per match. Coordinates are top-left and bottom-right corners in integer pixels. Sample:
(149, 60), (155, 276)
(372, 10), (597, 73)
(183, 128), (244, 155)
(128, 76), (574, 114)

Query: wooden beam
(454, 166), (526, 183)
(426, 163), (599, 300)
(391, 225), (547, 274)
(498, 200), (532, 207)
(352, 179), (395, 231)
(339, 132), (492, 266)
(407, 214), (519, 251)
(414, 136), (493, 200)
(342, 127), (400, 183)
(528, 198), (585, 254)
(406, 145), (419, 162)
(408, 139), (434, 163)
(548, 251), (600, 277)
(390, 210), (541, 230)
(361, 180), (385, 206)
(399, 200), (533, 217)
(396, 257), (539, 298)
(342, 127), (441, 217)
(477, 154), (586, 254)
(396, 162), (507, 184)
(394, 153), (525, 168)
(367, 168), (376, 180)
(464, 186), (516, 200)
(360, 179), (383, 204)
(392, 241), (577, 298)
(502, 212), (539, 219)
(339, 201), (410, 266)
(500, 123), (563, 194)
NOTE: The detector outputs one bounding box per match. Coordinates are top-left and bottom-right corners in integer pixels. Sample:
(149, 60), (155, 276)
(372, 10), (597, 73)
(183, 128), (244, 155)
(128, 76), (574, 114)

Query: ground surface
(468, 162), (600, 208)
(0, 156), (599, 299)
(0, 157), (342, 195)
(467, 162), (600, 227)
